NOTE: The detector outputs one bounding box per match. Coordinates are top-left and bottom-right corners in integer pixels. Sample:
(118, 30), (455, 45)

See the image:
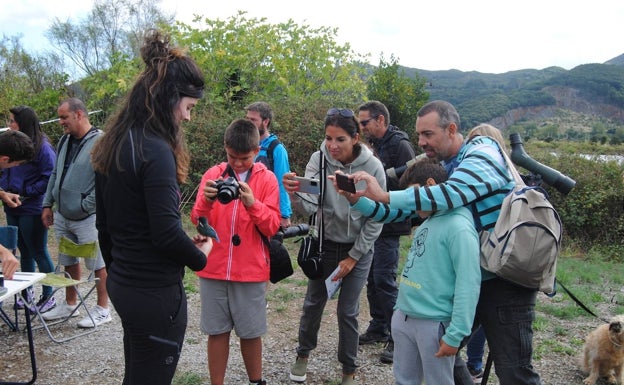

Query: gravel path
(1, 265), (598, 385)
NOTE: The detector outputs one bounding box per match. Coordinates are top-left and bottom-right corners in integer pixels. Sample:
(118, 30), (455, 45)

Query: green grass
(172, 371), (204, 385)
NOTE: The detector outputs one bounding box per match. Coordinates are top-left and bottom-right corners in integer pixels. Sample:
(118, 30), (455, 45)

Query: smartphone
(336, 173), (356, 193)
(294, 176), (320, 194)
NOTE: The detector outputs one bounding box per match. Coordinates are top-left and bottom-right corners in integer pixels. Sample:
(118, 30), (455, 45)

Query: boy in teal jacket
(376, 159), (481, 385)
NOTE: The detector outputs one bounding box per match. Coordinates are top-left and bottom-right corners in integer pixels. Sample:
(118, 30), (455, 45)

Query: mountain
(605, 53), (624, 66)
(402, 54), (624, 136)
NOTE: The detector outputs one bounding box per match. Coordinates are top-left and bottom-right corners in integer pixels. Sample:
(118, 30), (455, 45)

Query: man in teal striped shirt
(345, 100), (542, 385)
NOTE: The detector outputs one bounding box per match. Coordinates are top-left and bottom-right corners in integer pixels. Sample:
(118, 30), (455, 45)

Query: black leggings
(107, 278), (187, 385)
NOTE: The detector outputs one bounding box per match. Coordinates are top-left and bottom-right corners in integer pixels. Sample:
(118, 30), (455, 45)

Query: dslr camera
(215, 177), (240, 204)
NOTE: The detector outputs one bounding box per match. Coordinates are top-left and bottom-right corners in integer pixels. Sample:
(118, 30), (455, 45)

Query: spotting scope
(509, 133), (576, 195)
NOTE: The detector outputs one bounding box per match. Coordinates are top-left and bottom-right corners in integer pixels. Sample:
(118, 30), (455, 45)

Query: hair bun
(140, 29), (171, 68)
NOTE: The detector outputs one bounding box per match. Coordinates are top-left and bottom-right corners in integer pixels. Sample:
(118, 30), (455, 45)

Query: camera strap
(221, 164), (253, 183)
(314, 154), (326, 253)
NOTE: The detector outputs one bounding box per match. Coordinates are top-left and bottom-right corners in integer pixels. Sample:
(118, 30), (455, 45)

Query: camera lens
(216, 177), (240, 204)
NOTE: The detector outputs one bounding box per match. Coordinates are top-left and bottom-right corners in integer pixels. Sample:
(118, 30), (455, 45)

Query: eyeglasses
(326, 108), (354, 118)
(359, 116), (377, 127)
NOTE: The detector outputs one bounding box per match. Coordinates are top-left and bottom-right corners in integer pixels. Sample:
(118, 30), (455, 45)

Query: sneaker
(289, 356), (308, 382)
(341, 373), (357, 385)
(77, 305), (111, 328)
(379, 341), (394, 364)
(358, 330), (389, 345)
(41, 301), (80, 321)
(14, 287), (34, 310)
(35, 295), (56, 314)
(468, 367), (484, 384)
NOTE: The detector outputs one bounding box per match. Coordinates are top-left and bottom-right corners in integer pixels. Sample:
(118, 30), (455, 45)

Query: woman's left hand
(193, 234), (213, 255)
(334, 256), (357, 281)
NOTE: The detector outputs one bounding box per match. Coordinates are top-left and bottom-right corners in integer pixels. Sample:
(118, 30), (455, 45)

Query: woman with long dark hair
(91, 30), (212, 384)
(0, 106), (56, 312)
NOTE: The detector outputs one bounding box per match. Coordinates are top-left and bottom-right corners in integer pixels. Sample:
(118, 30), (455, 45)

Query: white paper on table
(325, 266), (342, 299)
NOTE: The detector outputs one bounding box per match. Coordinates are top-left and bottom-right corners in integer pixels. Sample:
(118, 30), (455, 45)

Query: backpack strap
(265, 139), (280, 171)
(461, 135), (516, 231)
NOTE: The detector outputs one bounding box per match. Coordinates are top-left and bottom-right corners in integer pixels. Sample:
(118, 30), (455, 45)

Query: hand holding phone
(336, 173), (356, 193)
(294, 176), (320, 194)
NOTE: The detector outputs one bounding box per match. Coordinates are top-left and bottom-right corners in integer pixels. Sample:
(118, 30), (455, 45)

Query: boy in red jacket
(191, 118), (281, 385)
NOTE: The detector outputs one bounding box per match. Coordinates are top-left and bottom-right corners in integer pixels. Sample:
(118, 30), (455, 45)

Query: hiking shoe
(468, 367), (484, 384)
(14, 287), (34, 310)
(35, 295), (56, 314)
(289, 356), (308, 382)
(341, 373), (357, 385)
(379, 341), (394, 364)
(77, 305), (112, 328)
(42, 301), (80, 320)
(358, 330), (389, 345)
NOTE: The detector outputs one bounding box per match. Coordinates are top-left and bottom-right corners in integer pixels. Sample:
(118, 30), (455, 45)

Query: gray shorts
(199, 278), (267, 338)
(54, 213), (105, 271)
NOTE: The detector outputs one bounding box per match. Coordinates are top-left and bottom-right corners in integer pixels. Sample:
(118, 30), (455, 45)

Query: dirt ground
(2, 260), (610, 385)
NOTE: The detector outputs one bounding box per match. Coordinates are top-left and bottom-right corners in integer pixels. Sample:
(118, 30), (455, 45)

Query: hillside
(402, 55), (624, 136)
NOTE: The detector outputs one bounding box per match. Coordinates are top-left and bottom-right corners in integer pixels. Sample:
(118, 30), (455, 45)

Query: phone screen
(336, 173), (356, 193)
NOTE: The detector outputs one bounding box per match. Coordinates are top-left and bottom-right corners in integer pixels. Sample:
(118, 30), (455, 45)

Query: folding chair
(0, 225), (19, 331)
(31, 236), (100, 343)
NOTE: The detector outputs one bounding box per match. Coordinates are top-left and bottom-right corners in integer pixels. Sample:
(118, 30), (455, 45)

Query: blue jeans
(466, 326), (486, 371)
(6, 213), (54, 297)
(476, 278), (542, 385)
(364, 236), (399, 339)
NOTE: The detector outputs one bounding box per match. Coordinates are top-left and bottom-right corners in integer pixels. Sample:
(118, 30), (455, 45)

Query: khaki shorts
(199, 278), (267, 338)
(54, 213), (105, 271)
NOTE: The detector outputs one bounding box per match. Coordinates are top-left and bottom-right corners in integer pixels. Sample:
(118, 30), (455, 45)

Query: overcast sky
(1, 0), (622, 74)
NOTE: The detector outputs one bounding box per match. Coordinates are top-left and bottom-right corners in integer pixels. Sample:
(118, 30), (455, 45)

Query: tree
(46, 0), (172, 78)
(366, 55), (429, 134)
(168, 12), (368, 107)
(165, 12), (370, 176)
(0, 36), (67, 120)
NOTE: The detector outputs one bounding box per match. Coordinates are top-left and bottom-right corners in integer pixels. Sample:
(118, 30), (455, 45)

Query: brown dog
(581, 315), (624, 385)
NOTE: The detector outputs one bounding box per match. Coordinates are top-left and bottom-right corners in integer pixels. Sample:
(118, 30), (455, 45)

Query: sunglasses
(359, 116), (377, 127)
(326, 108), (355, 118)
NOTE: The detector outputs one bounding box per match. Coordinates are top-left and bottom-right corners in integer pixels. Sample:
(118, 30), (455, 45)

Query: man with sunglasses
(356, 101), (416, 364)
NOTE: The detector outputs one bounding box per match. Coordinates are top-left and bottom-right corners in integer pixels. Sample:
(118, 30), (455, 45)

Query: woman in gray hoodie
(284, 108), (386, 385)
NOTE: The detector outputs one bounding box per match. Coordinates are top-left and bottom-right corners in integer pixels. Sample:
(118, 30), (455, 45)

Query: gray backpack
(480, 149), (562, 295)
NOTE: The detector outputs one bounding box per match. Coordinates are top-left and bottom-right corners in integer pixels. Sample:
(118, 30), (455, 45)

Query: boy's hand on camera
(237, 181), (255, 207)
(203, 180), (218, 201)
